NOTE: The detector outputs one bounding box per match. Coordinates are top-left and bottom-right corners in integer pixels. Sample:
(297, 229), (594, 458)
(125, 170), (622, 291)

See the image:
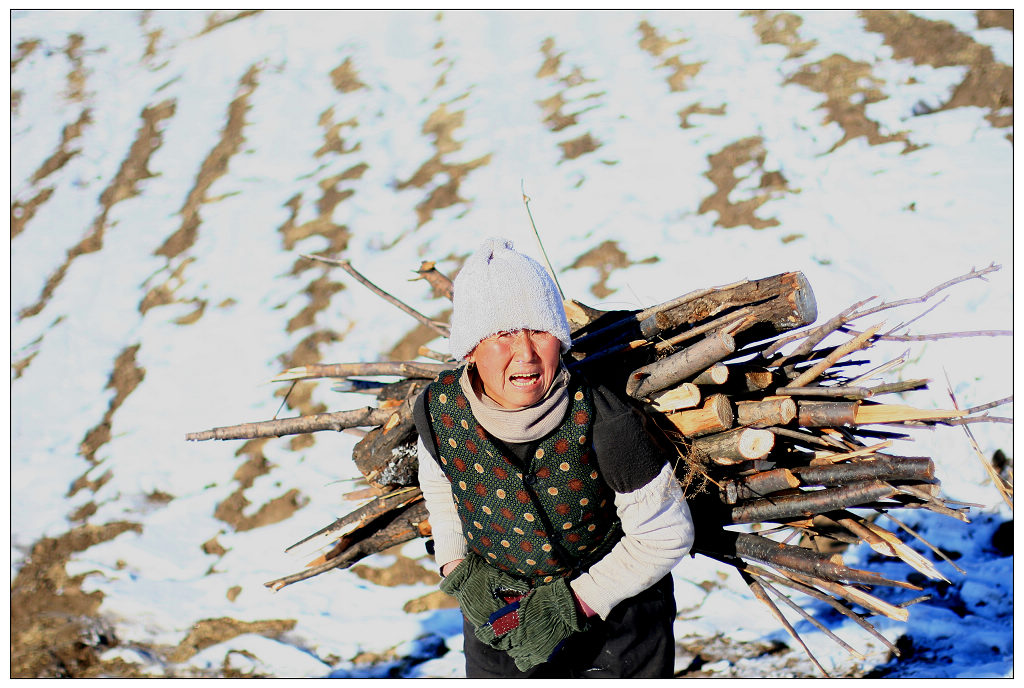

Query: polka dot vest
(426, 367), (619, 585)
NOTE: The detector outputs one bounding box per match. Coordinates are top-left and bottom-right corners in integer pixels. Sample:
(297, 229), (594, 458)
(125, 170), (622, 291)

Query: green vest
(426, 367), (620, 585)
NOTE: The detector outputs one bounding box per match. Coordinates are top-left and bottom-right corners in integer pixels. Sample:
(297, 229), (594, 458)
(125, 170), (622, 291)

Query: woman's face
(466, 329), (562, 409)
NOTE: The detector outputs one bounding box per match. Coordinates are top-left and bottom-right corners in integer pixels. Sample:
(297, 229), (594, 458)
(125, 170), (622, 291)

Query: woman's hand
(440, 558), (465, 578)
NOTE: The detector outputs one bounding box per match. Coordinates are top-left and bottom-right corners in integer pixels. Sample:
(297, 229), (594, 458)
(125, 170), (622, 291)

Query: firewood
(797, 400), (859, 427)
(692, 362), (729, 385)
(185, 405), (405, 442)
(271, 361), (455, 383)
(853, 403), (965, 424)
(691, 427), (774, 466)
(730, 532), (917, 589)
(730, 480), (898, 524)
(626, 331), (735, 399)
(723, 467), (800, 503)
(735, 396), (797, 427)
(414, 260), (454, 300)
(645, 383), (701, 413)
(638, 271), (817, 341)
(792, 456), (935, 486)
(662, 393), (734, 437)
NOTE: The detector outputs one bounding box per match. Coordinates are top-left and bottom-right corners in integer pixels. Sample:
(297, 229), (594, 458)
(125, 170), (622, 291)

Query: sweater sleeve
(417, 437), (468, 569)
(569, 463), (693, 619)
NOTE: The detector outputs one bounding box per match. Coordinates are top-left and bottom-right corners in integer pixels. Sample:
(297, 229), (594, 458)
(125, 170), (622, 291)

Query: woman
(414, 237), (694, 678)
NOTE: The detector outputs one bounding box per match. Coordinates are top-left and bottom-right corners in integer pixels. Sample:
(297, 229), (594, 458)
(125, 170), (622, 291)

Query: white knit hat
(448, 237), (571, 361)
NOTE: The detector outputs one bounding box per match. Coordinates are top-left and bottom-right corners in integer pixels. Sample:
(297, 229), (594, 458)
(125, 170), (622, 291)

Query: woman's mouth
(509, 372), (541, 387)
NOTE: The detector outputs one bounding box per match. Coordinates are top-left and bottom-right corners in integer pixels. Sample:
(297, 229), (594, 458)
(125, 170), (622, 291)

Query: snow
(10, 9), (1013, 678)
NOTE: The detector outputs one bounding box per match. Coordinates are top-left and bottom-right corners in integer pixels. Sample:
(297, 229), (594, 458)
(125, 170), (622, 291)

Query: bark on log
(626, 331), (736, 399)
(272, 361), (455, 383)
(265, 501), (430, 591)
(730, 480), (898, 524)
(792, 456), (934, 487)
(797, 400), (860, 427)
(692, 427), (775, 466)
(638, 271), (817, 340)
(646, 383), (701, 413)
(663, 394), (734, 437)
(777, 385), (872, 400)
(732, 532), (916, 589)
(185, 405), (404, 442)
(736, 396), (797, 427)
(351, 406), (419, 487)
(724, 468), (801, 503)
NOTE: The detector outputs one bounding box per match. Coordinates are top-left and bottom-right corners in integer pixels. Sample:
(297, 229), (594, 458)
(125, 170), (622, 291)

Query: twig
(839, 327), (1012, 342)
(185, 404), (405, 441)
(945, 375), (1013, 509)
(755, 574), (866, 659)
(302, 254), (450, 338)
(963, 396), (1013, 414)
(521, 181), (564, 300)
(845, 264), (1001, 322)
(784, 324), (883, 389)
(741, 572), (829, 677)
(877, 511), (967, 576)
(271, 361), (454, 383)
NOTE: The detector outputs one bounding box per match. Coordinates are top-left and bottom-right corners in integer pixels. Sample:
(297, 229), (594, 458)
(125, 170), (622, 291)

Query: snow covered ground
(10, 9), (1013, 678)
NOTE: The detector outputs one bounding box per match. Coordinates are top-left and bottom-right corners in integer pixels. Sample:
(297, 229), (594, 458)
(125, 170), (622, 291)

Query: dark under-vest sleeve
(589, 383), (669, 494)
(413, 387), (441, 463)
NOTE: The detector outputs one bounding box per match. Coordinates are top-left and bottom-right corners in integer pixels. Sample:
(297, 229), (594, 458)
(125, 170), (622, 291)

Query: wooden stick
(302, 254), (451, 337)
(186, 404), (406, 441)
(265, 501), (429, 591)
(853, 403), (965, 424)
(776, 385), (872, 400)
(414, 261), (454, 300)
(784, 323), (883, 389)
(662, 394), (734, 437)
(646, 383), (701, 413)
(807, 440), (893, 466)
(691, 427), (774, 466)
(627, 331), (736, 399)
(736, 396), (797, 427)
(732, 532), (918, 589)
(796, 454), (933, 485)
(731, 480), (898, 524)
(724, 468), (799, 504)
(754, 574), (865, 661)
(271, 361), (455, 382)
(742, 574), (830, 677)
(692, 362), (729, 385)
(797, 400), (859, 427)
(743, 564), (900, 655)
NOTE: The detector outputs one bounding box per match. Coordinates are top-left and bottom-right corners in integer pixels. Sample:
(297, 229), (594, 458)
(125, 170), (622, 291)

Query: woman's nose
(511, 331), (538, 361)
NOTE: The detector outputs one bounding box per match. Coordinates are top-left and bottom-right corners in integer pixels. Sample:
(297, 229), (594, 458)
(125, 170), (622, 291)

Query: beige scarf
(460, 364), (570, 444)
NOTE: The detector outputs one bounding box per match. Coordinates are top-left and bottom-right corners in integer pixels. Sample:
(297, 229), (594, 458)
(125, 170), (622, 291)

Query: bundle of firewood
(186, 256), (1011, 675)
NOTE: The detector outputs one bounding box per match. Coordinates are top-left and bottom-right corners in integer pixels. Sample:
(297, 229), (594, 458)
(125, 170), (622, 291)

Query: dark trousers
(461, 574), (676, 678)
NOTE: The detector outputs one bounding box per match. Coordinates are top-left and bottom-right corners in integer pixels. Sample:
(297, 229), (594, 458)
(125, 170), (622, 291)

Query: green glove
(474, 577), (588, 672)
(439, 553), (530, 629)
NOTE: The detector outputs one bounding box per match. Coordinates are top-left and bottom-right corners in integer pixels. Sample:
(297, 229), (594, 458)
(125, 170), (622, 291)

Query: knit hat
(449, 237), (571, 361)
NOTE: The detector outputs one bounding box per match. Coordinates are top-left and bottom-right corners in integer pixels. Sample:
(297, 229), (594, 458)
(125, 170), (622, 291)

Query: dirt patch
(637, 20), (703, 92)
(535, 37), (605, 163)
(396, 104), (492, 227)
(20, 99), (176, 321)
(11, 520), (142, 677)
(388, 308), (453, 362)
(744, 10), (817, 59)
(199, 10), (263, 36)
(11, 186), (54, 240)
(698, 136), (792, 230)
(330, 57), (367, 94)
(568, 240), (658, 299)
(78, 344), (146, 464)
(860, 10), (1013, 130)
(351, 553), (441, 587)
(30, 107), (92, 184)
(213, 440), (307, 533)
(165, 617), (296, 664)
(155, 65), (257, 261)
